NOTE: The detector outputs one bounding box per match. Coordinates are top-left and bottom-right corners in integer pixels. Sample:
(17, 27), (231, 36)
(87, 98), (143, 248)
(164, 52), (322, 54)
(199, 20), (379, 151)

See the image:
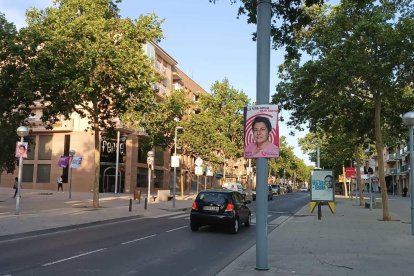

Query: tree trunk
(93, 120), (100, 208)
(342, 164), (348, 197)
(374, 96), (390, 221)
(355, 144), (365, 206)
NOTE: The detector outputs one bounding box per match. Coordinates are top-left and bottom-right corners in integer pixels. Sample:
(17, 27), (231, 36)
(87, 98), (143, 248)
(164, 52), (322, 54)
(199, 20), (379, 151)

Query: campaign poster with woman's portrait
(244, 105), (279, 159)
(15, 142), (28, 158)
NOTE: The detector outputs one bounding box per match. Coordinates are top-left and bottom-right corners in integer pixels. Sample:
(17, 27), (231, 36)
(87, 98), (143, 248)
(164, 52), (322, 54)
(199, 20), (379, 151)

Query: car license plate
(203, 206), (219, 211)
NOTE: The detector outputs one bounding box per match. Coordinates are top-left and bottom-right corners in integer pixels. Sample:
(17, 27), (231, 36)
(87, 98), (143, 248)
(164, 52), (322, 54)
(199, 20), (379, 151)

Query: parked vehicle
(252, 185), (273, 201)
(190, 189), (251, 234)
(270, 184), (280, 195)
(300, 186), (308, 192)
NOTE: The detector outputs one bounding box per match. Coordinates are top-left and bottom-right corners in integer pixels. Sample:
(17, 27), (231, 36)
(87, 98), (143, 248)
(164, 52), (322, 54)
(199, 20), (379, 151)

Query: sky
(1, 0), (312, 165)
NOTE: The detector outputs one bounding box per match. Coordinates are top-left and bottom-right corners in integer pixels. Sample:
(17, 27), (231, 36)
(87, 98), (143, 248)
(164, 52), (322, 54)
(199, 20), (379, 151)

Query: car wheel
(230, 218), (239, 234)
(245, 213), (251, 227)
(190, 222), (199, 231)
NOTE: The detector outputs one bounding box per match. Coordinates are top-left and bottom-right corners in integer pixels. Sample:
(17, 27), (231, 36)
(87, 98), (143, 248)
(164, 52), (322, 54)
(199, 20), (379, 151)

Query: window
(154, 147), (164, 166)
(136, 168), (147, 187)
(27, 140), (35, 160)
(154, 170), (164, 188)
(142, 42), (155, 61)
(38, 135), (52, 160)
(36, 164), (51, 183)
(137, 146), (146, 163)
(22, 164), (34, 182)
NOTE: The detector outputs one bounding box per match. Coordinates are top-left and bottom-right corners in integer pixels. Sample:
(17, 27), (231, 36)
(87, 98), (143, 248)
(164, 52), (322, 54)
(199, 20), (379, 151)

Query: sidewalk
(0, 187), (195, 237)
(218, 195), (414, 276)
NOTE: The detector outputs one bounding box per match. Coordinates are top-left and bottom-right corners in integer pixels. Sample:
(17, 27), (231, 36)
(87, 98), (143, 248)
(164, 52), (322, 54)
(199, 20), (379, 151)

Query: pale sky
(1, 0), (313, 165)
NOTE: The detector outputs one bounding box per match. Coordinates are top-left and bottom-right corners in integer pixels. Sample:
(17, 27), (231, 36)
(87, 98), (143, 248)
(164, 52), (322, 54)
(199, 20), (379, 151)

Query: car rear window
(197, 192), (229, 204)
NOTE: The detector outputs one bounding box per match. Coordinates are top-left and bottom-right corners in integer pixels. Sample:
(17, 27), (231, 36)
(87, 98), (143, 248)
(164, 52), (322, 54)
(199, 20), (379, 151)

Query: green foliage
(0, 13), (36, 173)
(122, 89), (190, 150)
(180, 79), (250, 164)
(21, 0), (163, 133)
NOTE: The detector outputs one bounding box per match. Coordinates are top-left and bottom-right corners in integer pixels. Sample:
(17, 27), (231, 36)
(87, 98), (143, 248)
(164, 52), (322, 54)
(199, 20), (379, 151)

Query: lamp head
(16, 126), (30, 138)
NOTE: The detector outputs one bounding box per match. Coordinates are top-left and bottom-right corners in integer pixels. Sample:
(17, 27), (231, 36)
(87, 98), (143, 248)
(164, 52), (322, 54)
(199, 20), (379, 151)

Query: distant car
(252, 186), (273, 201)
(270, 184), (280, 195)
(300, 186), (308, 192)
(223, 182), (246, 198)
(190, 189), (251, 234)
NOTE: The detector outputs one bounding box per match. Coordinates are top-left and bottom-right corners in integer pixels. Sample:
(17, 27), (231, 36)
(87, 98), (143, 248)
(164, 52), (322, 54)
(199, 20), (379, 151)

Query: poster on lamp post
(70, 156), (83, 169)
(243, 105), (279, 159)
(311, 170), (335, 202)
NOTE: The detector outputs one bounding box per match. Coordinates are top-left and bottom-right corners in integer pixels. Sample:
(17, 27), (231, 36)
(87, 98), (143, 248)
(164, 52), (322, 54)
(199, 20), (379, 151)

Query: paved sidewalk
(0, 187), (195, 237)
(218, 195), (414, 276)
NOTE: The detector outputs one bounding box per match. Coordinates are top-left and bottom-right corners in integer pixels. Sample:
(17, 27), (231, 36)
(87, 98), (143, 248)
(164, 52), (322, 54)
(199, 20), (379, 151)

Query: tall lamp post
(402, 111), (414, 235)
(172, 126), (183, 208)
(147, 150), (154, 201)
(16, 126), (30, 215)
(69, 149), (75, 199)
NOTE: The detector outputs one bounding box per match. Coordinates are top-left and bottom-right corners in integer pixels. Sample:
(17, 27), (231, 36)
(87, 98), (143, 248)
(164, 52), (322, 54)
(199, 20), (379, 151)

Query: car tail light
(225, 202), (234, 212)
(192, 201), (198, 211)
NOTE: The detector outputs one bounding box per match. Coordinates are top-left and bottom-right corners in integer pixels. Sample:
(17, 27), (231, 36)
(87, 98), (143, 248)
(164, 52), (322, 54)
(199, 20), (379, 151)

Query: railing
(401, 164), (410, 173)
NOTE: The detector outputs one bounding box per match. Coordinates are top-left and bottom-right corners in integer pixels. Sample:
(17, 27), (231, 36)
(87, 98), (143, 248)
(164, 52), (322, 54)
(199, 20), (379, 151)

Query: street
(0, 192), (309, 276)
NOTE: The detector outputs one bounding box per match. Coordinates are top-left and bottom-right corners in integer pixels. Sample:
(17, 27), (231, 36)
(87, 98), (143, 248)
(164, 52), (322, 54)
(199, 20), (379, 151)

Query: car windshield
(197, 192), (228, 204)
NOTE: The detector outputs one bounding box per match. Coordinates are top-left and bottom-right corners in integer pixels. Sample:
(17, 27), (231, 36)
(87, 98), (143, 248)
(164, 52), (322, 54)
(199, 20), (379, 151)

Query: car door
(232, 192), (247, 221)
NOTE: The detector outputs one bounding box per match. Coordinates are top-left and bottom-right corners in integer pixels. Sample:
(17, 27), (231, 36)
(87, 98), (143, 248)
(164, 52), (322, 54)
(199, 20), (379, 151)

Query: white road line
(166, 226), (188, 233)
(42, 248), (106, 266)
(168, 214), (189, 219)
(121, 234), (156, 245)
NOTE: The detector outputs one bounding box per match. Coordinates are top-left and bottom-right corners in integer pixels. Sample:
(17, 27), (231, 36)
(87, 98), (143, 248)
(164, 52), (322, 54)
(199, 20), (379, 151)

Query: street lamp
(69, 149), (75, 199)
(172, 126), (184, 208)
(16, 126), (30, 215)
(147, 150), (154, 201)
(402, 111), (414, 235)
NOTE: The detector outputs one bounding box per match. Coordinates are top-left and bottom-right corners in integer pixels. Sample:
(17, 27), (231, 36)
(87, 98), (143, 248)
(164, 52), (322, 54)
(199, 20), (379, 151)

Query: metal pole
(115, 131), (120, 194)
(173, 127), (177, 208)
(369, 173), (373, 211)
(409, 126), (414, 235)
(256, 0), (271, 271)
(197, 175), (199, 194)
(69, 165), (73, 199)
(15, 137), (24, 215)
(204, 176), (207, 190)
(148, 167), (151, 201)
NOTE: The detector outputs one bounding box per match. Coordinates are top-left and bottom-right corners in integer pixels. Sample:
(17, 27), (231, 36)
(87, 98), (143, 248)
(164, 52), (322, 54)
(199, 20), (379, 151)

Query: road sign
(195, 166), (203, 176)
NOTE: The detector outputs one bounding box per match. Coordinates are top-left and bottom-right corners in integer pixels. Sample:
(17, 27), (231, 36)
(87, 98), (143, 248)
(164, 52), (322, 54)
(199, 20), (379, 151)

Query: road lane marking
(168, 214), (189, 219)
(42, 248), (106, 266)
(166, 226), (188, 233)
(121, 234), (156, 245)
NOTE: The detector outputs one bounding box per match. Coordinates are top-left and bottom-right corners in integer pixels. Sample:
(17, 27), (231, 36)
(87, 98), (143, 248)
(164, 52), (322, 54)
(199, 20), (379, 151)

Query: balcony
(386, 153), (402, 163)
(401, 164), (410, 173)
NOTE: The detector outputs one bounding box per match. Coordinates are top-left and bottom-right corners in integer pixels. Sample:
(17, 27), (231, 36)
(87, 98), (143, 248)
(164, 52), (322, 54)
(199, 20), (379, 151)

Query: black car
(190, 190), (251, 234)
(252, 185), (273, 201)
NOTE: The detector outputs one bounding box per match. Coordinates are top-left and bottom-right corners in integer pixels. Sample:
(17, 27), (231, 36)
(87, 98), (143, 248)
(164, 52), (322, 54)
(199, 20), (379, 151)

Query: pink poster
(58, 156), (70, 168)
(244, 105), (279, 159)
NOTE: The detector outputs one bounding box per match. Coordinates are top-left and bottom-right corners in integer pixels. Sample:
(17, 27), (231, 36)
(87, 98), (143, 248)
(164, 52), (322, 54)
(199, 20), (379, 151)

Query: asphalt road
(0, 192), (309, 276)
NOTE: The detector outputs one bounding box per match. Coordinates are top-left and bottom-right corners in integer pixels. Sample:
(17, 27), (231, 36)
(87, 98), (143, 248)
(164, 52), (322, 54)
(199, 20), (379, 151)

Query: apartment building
(0, 42), (212, 195)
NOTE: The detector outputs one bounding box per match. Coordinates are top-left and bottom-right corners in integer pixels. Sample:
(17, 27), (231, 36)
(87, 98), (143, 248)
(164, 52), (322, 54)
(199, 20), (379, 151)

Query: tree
(21, 0), (163, 207)
(121, 89), (191, 152)
(0, 13), (36, 173)
(179, 79), (250, 179)
(273, 0), (414, 220)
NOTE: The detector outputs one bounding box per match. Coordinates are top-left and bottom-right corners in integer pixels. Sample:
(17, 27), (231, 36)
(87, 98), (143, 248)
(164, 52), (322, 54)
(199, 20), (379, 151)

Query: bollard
(129, 198), (132, 212)
(144, 197), (148, 210)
